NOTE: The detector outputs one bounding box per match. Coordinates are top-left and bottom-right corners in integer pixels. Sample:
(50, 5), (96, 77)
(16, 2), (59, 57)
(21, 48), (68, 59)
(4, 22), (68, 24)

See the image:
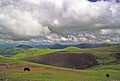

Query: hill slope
(24, 52), (99, 69)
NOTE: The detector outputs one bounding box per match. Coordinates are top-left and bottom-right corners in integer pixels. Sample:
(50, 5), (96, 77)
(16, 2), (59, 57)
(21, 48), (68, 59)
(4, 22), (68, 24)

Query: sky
(0, 0), (120, 44)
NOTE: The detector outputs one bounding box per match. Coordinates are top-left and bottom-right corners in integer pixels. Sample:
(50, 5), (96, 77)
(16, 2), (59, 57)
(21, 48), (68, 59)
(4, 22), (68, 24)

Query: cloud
(99, 29), (120, 35)
(0, 5), (50, 40)
(23, 0), (41, 4)
(0, 0), (120, 43)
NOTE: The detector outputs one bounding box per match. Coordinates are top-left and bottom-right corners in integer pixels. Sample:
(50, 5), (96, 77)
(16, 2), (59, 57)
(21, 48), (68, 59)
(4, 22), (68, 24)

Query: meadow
(0, 44), (120, 81)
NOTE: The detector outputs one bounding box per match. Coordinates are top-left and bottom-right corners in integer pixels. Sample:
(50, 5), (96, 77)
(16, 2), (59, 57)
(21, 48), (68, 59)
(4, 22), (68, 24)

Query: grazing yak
(106, 74), (110, 78)
(24, 67), (30, 71)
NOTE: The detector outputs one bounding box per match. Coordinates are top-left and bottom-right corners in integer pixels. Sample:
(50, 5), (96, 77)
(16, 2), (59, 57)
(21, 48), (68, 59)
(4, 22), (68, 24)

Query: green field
(0, 44), (120, 81)
(1, 70), (120, 81)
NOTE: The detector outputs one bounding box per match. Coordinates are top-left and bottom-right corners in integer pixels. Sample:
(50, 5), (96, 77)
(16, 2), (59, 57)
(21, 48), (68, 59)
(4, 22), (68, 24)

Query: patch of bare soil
(24, 52), (99, 69)
(0, 63), (45, 72)
(0, 63), (89, 76)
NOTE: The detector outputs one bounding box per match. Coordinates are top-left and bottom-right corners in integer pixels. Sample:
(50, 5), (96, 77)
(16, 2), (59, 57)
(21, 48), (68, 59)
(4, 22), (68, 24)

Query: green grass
(0, 54), (120, 81)
(0, 48), (27, 56)
(92, 53), (117, 64)
(62, 45), (120, 52)
(0, 44), (119, 59)
(11, 48), (60, 59)
(0, 55), (42, 66)
(1, 45), (119, 71)
(12, 45), (120, 59)
(62, 46), (82, 52)
(0, 70), (119, 81)
(0, 45), (120, 81)
(11, 53), (28, 59)
(81, 70), (120, 80)
(89, 64), (120, 70)
(27, 48), (59, 56)
(0, 45), (119, 70)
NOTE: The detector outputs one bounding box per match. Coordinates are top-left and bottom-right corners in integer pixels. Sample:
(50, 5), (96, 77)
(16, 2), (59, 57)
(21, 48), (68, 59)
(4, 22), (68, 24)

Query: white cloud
(0, 6), (51, 39)
(0, 0), (120, 43)
(99, 29), (120, 35)
(23, 0), (41, 5)
(104, 39), (111, 43)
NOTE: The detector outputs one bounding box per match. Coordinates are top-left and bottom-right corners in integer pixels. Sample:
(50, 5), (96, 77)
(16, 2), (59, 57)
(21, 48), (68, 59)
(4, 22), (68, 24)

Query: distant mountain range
(0, 43), (18, 48)
(16, 45), (33, 49)
(0, 43), (119, 49)
(32, 43), (99, 49)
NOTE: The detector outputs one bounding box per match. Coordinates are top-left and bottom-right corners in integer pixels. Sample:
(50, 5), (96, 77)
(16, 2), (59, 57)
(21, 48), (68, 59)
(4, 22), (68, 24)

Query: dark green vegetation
(0, 44), (120, 81)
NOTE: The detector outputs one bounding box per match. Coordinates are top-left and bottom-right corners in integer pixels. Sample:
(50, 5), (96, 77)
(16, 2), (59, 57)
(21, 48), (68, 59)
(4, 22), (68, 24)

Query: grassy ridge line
(0, 52), (120, 80)
(0, 55), (38, 65)
(10, 46), (120, 70)
(12, 45), (120, 59)
(89, 64), (120, 70)
(0, 48), (27, 56)
(12, 48), (60, 59)
(63, 45), (120, 52)
(0, 44), (120, 57)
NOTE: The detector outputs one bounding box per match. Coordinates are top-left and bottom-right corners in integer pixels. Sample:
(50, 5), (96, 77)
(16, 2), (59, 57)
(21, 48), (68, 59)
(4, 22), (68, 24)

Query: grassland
(0, 44), (120, 81)
(1, 70), (120, 81)
(10, 45), (120, 59)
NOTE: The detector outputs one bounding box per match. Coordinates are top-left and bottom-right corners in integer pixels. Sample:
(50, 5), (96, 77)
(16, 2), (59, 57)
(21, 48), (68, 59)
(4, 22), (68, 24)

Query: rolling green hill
(0, 55), (120, 81)
(63, 45), (120, 52)
(0, 55), (42, 66)
(0, 44), (120, 58)
(0, 44), (120, 81)
(0, 45), (119, 68)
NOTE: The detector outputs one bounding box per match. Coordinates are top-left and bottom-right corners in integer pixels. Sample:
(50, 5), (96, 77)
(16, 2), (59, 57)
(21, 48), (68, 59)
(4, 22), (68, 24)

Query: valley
(0, 44), (120, 81)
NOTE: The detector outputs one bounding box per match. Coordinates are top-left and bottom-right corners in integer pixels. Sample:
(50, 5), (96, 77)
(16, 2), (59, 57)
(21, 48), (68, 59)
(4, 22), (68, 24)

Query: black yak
(24, 67), (30, 71)
(106, 74), (110, 78)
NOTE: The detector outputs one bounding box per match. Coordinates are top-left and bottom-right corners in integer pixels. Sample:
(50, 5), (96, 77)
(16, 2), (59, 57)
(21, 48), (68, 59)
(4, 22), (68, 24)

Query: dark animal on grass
(24, 67), (30, 71)
(106, 74), (110, 78)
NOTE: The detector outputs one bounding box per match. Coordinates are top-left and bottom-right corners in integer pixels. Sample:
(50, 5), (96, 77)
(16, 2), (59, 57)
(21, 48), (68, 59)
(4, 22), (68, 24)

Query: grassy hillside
(12, 48), (60, 59)
(0, 48), (27, 57)
(0, 45), (119, 68)
(0, 56), (120, 81)
(1, 70), (120, 81)
(63, 45), (120, 52)
(0, 44), (120, 81)
(0, 44), (119, 59)
(0, 55), (42, 66)
(0, 44), (119, 68)
(11, 45), (120, 58)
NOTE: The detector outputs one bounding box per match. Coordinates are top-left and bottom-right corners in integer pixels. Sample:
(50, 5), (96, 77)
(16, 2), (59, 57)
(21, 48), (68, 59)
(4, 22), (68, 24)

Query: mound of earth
(24, 52), (99, 69)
